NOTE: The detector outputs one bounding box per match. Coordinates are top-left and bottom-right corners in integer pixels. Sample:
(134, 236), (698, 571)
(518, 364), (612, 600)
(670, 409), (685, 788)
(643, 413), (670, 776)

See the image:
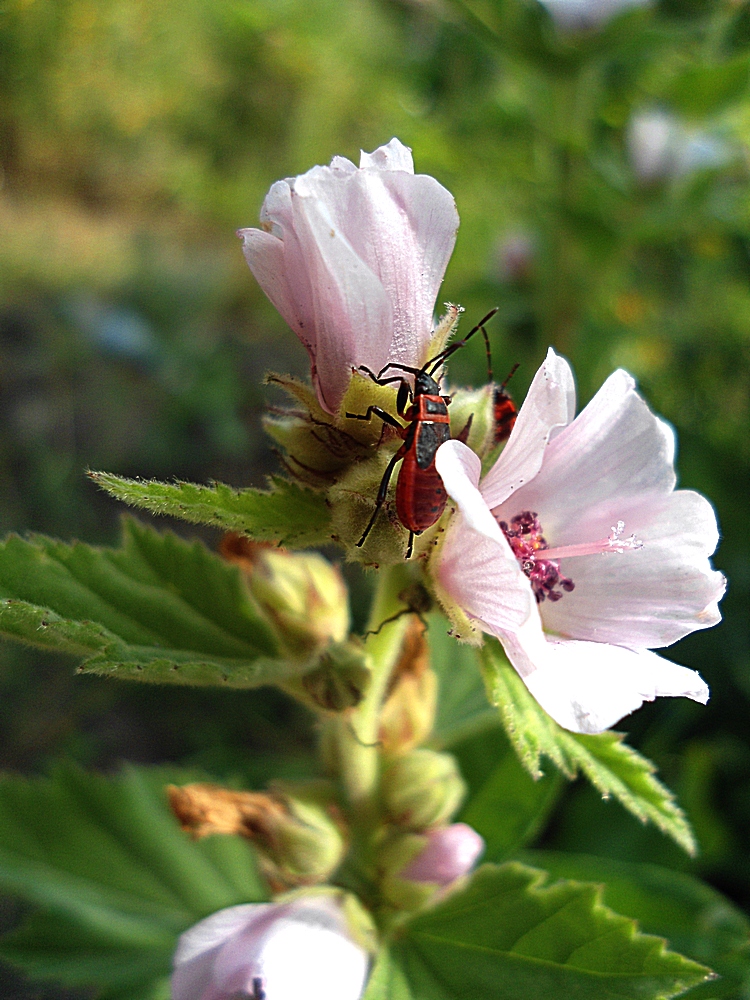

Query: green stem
(332, 563), (413, 823)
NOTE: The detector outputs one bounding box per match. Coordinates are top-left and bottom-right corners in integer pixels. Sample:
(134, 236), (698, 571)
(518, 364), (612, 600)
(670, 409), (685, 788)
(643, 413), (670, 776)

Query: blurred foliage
(0, 0), (749, 995)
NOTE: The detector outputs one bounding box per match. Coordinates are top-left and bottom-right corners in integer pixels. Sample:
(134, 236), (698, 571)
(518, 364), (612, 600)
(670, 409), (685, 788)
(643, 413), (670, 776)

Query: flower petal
(173, 898), (369, 1000)
(499, 369), (677, 541)
(539, 489), (726, 648)
(172, 903), (273, 1000)
(436, 511), (533, 634)
(359, 137), (414, 172)
(400, 823), (485, 885)
(291, 172), (395, 411)
(481, 348), (575, 511)
(436, 440), (506, 543)
(497, 620), (709, 734)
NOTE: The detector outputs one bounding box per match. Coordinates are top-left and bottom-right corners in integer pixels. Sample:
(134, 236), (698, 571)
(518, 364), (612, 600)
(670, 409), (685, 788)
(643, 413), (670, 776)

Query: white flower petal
(540, 489), (726, 647)
(359, 137), (415, 172)
(436, 512), (533, 633)
(436, 440), (505, 543)
(364, 169), (458, 365)
(239, 228), (315, 356)
(252, 898), (369, 1000)
(498, 622), (709, 733)
(172, 903), (273, 1000)
(291, 177), (394, 411)
(500, 369), (676, 541)
(173, 898), (368, 1000)
(481, 348), (575, 511)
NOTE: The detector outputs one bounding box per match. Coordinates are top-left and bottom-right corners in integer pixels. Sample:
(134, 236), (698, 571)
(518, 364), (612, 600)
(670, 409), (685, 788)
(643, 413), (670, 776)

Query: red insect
(492, 363), (519, 445)
(346, 309), (499, 558)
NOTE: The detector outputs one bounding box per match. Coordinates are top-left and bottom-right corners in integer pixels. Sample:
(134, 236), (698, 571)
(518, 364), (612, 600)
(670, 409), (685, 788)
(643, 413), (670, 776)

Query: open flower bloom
(239, 138), (459, 414)
(434, 349), (725, 734)
(400, 823), (485, 886)
(172, 896), (369, 1000)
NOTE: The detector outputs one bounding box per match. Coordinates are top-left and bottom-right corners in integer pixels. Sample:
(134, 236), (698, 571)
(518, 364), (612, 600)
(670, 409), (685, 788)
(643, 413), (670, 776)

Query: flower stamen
(543, 521), (644, 561)
(500, 513), (644, 604)
(499, 511), (575, 603)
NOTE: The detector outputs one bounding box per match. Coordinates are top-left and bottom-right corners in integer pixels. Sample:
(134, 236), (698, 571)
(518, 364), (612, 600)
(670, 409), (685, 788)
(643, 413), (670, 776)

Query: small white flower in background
(172, 896), (369, 1000)
(434, 349), (725, 734)
(628, 109), (730, 184)
(400, 823), (485, 886)
(239, 138), (459, 414)
(538, 0), (650, 31)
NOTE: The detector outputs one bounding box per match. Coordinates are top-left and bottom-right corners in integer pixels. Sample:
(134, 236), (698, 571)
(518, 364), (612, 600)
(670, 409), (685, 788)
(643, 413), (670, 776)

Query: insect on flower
(347, 309), (499, 558)
(492, 363), (519, 445)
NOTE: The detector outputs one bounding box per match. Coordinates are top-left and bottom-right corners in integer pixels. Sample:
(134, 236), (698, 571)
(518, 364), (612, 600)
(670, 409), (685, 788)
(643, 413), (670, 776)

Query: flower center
(499, 513), (643, 604)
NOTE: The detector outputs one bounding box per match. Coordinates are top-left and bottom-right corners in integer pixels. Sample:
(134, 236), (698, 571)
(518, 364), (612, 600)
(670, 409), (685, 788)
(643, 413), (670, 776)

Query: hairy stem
(331, 563), (413, 823)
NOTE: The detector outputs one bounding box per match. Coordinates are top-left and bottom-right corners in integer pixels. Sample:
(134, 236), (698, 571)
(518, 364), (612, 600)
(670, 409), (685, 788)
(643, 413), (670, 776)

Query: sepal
(381, 749), (466, 831)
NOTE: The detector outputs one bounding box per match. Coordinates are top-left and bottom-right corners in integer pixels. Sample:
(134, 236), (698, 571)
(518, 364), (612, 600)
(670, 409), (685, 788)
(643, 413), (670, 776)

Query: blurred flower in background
(628, 109), (731, 183)
(538, 0), (651, 31)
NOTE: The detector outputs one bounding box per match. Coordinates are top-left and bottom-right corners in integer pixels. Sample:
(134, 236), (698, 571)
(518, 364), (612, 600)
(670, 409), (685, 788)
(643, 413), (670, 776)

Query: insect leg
(345, 406), (405, 431)
(357, 446), (405, 547)
(406, 530), (415, 560)
(358, 366), (406, 387)
(396, 378), (413, 417)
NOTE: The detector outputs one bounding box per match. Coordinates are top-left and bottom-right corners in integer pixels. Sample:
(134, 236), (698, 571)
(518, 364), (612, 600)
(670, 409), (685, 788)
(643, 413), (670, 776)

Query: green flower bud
(220, 535), (348, 660)
(302, 640), (372, 712)
(381, 749), (466, 831)
(168, 780), (347, 889)
(268, 781), (347, 887)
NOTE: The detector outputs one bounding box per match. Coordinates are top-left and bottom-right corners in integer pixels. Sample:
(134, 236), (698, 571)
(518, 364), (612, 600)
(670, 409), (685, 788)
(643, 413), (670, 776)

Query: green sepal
(364, 862), (711, 1000)
(0, 519), (323, 688)
(88, 471), (331, 547)
(480, 638), (697, 855)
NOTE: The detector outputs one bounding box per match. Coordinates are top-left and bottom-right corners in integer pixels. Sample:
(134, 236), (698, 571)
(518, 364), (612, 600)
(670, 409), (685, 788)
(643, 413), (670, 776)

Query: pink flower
(172, 896), (369, 1000)
(434, 349), (725, 734)
(400, 823), (485, 886)
(238, 138), (459, 414)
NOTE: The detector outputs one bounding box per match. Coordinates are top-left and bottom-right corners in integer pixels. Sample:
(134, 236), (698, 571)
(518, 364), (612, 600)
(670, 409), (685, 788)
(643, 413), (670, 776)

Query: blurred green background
(0, 0), (748, 995)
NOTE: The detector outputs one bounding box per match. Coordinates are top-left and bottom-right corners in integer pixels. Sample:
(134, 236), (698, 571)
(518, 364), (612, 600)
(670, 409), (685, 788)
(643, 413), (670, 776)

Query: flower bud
(301, 639), (371, 712)
(172, 894), (369, 1000)
(220, 534), (349, 660)
(381, 749), (466, 831)
(379, 619), (437, 753)
(377, 823), (484, 911)
(399, 823), (484, 885)
(168, 781), (346, 888)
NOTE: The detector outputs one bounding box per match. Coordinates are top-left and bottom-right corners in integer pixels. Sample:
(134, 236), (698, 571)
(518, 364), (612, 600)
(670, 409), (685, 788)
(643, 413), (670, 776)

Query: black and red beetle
(346, 309), (499, 558)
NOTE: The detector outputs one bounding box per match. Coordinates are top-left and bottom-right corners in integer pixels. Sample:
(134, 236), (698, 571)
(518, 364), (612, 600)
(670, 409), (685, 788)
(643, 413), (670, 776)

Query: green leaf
(364, 863), (711, 1000)
(480, 639), (697, 855)
(521, 852), (750, 999)
(89, 471), (331, 547)
(458, 728), (562, 862)
(0, 765), (266, 999)
(428, 614), (498, 748)
(0, 519), (310, 688)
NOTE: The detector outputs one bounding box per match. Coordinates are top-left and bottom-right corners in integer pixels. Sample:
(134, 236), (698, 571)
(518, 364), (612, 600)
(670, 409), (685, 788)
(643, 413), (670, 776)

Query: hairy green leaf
(521, 852), (750, 999)
(480, 639), (697, 855)
(363, 862), (711, 1000)
(0, 766), (266, 999)
(457, 728), (562, 862)
(89, 472), (331, 546)
(0, 519), (312, 688)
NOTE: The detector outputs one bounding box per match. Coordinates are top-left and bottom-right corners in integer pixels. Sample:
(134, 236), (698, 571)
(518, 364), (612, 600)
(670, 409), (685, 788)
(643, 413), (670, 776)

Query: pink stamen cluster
(499, 511), (575, 604)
